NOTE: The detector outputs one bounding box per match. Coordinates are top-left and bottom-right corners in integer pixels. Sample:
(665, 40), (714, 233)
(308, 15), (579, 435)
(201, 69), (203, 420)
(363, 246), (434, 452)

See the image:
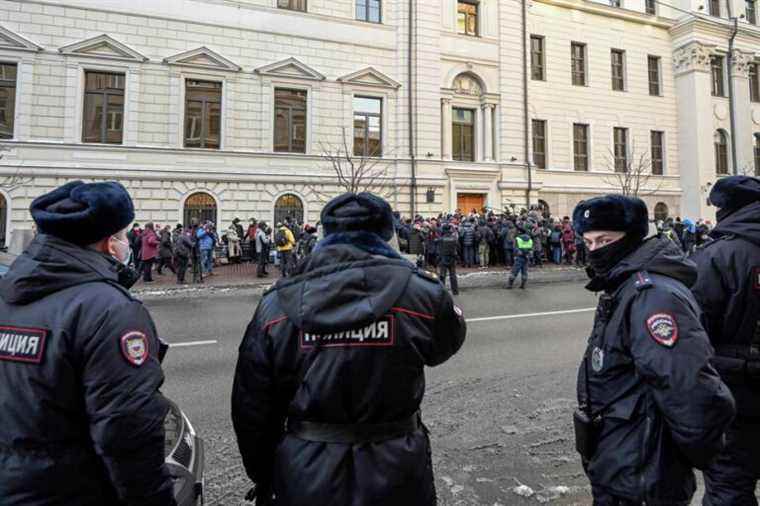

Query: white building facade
(0, 0), (756, 245)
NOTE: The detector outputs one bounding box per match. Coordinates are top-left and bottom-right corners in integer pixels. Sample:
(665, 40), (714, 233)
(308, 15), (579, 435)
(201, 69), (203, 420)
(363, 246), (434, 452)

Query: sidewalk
(132, 260), (588, 299)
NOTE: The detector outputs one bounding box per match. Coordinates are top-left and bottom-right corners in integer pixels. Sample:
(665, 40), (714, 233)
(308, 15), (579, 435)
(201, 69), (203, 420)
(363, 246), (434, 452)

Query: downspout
(408, 0), (417, 216)
(727, 14), (739, 175)
(522, 0), (532, 207)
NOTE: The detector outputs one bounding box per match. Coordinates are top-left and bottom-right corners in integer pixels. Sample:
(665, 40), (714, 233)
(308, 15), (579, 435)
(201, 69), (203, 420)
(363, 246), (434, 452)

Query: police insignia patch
(120, 331), (149, 367)
(591, 346), (604, 372)
(646, 313), (679, 347)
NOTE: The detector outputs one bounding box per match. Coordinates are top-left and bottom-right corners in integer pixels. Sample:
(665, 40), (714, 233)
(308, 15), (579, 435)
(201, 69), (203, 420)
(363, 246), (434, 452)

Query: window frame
(530, 35), (545, 81)
(532, 119), (547, 169)
(748, 0), (758, 24)
(353, 95), (383, 158)
(613, 127), (629, 173)
(711, 55), (726, 97)
(183, 78), (223, 150)
(650, 130), (664, 175)
(715, 129), (729, 175)
(457, 0), (479, 37)
(750, 63), (760, 103)
(277, 0), (307, 11)
(709, 0), (721, 16)
(754, 133), (760, 176)
(0, 62), (17, 140)
(273, 87), (308, 154)
(356, 0), (381, 23)
(648, 55), (662, 96)
(573, 123), (589, 172)
(645, 0), (657, 14)
(452, 107), (476, 162)
(571, 42), (587, 87)
(611, 49), (626, 92)
(82, 70), (126, 145)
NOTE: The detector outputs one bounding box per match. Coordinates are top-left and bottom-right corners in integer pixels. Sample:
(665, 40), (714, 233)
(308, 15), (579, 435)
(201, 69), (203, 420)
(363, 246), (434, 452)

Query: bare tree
(601, 141), (664, 197)
(312, 127), (397, 202)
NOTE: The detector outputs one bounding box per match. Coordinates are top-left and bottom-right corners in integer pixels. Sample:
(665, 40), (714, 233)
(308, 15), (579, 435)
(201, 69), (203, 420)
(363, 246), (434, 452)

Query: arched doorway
(183, 192), (217, 228)
(0, 193), (6, 248)
(274, 193), (304, 226)
(654, 202), (669, 222)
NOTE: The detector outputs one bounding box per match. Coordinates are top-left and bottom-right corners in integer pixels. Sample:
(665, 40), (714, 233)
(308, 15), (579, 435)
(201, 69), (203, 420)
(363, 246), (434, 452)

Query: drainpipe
(408, 0), (417, 216)
(522, 0), (532, 207)
(727, 12), (739, 174)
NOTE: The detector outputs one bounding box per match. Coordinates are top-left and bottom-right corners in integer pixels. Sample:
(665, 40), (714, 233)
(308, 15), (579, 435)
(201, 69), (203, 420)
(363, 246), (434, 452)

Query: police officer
(231, 192), (466, 506)
(437, 223), (460, 295)
(507, 225), (532, 289)
(572, 195), (735, 506)
(691, 176), (760, 505)
(0, 181), (176, 506)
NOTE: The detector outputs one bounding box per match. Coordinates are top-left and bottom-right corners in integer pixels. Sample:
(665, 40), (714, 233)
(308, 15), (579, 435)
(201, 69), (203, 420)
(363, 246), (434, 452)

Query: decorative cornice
(0, 25), (42, 52)
(731, 49), (756, 77)
(337, 67), (401, 89)
(672, 41), (717, 75)
(163, 46), (241, 72)
(254, 57), (325, 81)
(59, 34), (148, 62)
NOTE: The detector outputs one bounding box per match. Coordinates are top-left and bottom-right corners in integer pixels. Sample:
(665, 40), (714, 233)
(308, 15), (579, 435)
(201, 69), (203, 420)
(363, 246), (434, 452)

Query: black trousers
(438, 261), (458, 294)
(176, 256), (188, 284)
(703, 419), (760, 506)
(257, 251), (269, 277)
(156, 256), (175, 275)
(141, 258), (155, 282)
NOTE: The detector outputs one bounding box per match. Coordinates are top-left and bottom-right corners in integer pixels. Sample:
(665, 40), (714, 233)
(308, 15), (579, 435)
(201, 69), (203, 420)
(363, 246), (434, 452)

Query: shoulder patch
(634, 271), (653, 291)
(0, 326), (47, 364)
(120, 331), (150, 367)
(646, 313), (679, 348)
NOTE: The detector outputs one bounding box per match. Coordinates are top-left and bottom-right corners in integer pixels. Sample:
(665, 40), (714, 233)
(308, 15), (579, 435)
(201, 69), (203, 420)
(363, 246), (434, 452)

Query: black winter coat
(232, 238), (466, 506)
(460, 224), (476, 246)
(691, 201), (760, 417)
(0, 235), (175, 506)
(578, 237), (735, 504)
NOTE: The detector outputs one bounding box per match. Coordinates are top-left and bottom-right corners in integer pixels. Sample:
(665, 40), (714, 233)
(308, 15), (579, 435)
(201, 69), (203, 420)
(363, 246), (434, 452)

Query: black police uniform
(232, 234), (466, 506)
(437, 228), (459, 295)
(578, 237), (735, 505)
(0, 235), (175, 505)
(691, 200), (760, 505)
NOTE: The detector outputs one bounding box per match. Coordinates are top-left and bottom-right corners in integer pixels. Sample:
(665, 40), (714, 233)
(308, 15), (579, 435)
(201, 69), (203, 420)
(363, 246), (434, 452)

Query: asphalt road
(148, 280), (724, 505)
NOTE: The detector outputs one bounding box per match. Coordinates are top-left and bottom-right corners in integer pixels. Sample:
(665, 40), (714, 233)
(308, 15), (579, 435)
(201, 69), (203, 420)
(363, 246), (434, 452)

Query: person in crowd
(572, 194), (735, 506)
(246, 218), (258, 262)
(437, 223), (460, 295)
(196, 221), (217, 276)
(255, 221), (270, 278)
(562, 220), (576, 264)
(0, 181), (175, 505)
(297, 224), (318, 260)
(227, 220), (242, 264)
(156, 224), (175, 276)
(275, 221), (296, 278)
(232, 192), (466, 506)
(127, 222), (142, 271)
(531, 224), (544, 267)
(139, 222), (159, 283)
(173, 225), (194, 285)
(233, 217), (245, 254)
(460, 218), (476, 268)
(681, 218), (697, 254)
(690, 176), (760, 505)
(508, 226), (533, 289)
(549, 223), (563, 264)
(574, 229), (587, 266)
(478, 219), (493, 269)
(503, 220), (516, 267)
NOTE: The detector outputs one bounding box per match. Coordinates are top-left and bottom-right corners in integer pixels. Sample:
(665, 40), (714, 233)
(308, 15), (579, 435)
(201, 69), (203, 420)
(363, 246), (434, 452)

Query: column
(731, 49), (753, 173)
(441, 98), (452, 160)
(482, 103), (494, 161)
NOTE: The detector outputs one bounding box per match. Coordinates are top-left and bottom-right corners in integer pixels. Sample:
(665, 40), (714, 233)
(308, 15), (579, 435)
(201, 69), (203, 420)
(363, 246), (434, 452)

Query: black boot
(507, 278), (514, 289)
(520, 279), (526, 289)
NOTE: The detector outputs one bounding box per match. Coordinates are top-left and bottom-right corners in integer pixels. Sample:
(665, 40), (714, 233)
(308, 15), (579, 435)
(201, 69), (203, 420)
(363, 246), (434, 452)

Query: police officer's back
(690, 176), (760, 505)
(231, 192), (466, 506)
(572, 195), (735, 506)
(0, 181), (175, 505)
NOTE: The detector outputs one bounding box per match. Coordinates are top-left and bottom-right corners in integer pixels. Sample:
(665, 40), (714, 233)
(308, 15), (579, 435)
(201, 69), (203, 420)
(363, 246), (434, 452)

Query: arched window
(183, 192), (217, 228)
(754, 133), (760, 176)
(0, 193), (6, 248)
(715, 130), (729, 174)
(654, 202), (669, 222)
(274, 193), (304, 226)
(452, 73), (483, 96)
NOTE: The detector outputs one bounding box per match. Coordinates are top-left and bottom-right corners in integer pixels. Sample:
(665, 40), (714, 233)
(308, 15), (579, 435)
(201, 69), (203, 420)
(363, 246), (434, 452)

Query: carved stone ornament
(672, 42), (714, 75)
(731, 50), (755, 78)
(453, 74), (483, 96)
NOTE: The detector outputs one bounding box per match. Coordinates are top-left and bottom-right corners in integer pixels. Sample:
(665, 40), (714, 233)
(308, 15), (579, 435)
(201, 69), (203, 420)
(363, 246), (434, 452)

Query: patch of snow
(512, 484), (535, 497)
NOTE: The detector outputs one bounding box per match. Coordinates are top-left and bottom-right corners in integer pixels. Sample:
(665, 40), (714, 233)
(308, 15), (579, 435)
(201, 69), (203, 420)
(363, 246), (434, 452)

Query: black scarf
(587, 235), (642, 278)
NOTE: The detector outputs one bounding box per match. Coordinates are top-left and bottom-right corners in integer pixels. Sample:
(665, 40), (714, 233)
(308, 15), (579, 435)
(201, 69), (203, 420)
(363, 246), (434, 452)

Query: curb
(133, 268), (588, 301)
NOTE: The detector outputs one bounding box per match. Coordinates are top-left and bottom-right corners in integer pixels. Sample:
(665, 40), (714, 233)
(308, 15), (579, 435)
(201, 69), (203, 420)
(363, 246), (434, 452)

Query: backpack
(550, 230), (561, 243)
(275, 228), (288, 247)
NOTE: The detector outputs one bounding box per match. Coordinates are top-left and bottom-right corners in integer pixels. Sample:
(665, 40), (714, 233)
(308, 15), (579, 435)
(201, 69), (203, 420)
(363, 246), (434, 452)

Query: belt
(286, 411), (422, 444)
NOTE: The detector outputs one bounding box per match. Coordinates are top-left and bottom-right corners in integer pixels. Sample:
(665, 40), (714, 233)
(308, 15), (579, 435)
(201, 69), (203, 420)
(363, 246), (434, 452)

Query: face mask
(111, 236), (132, 266)
(587, 235), (641, 277)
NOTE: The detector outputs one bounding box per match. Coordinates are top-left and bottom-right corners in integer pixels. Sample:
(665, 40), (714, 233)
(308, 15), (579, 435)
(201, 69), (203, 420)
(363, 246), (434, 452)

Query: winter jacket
(174, 232), (194, 259)
(158, 230), (173, 260)
(140, 229), (159, 261)
(691, 201), (760, 417)
(232, 232), (466, 506)
(255, 228), (270, 255)
(196, 227), (215, 251)
(578, 237), (735, 504)
(460, 224), (476, 247)
(276, 226), (296, 253)
(0, 235), (174, 506)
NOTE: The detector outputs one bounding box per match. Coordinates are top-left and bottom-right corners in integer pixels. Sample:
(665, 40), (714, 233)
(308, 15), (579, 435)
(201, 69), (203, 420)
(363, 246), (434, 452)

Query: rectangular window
(531, 36), (545, 81)
(184, 80), (221, 149)
(82, 71), (124, 144)
(452, 108), (475, 161)
(571, 42), (587, 86)
(611, 49), (626, 91)
(278, 0), (306, 11)
(748, 0), (757, 23)
(648, 55), (661, 96)
(709, 0), (721, 16)
(573, 123), (589, 171)
(711, 55), (725, 97)
(610, 0), (621, 7)
(274, 88), (307, 153)
(353, 96), (382, 157)
(0, 63), (17, 140)
(645, 0), (657, 14)
(457, 0), (478, 36)
(614, 127), (628, 173)
(750, 63), (760, 102)
(356, 0), (381, 23)
(532, 119), (547, 169)
(651, 130), (664, 175)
